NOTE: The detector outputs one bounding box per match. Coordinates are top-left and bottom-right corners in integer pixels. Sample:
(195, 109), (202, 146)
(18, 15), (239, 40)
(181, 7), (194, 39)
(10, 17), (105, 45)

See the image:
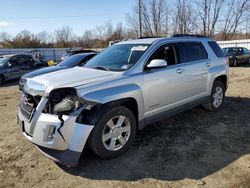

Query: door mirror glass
(147, 59), (168, 69)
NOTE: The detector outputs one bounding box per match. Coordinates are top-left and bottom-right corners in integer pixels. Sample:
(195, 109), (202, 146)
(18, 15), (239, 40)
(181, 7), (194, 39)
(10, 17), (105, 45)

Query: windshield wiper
(93, 66), (110, 71)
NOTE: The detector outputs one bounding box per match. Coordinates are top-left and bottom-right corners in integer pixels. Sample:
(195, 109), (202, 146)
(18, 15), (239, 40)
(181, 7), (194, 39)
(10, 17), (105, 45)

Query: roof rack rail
(172, 34), (209, 38)
(138, 36), (163, 39)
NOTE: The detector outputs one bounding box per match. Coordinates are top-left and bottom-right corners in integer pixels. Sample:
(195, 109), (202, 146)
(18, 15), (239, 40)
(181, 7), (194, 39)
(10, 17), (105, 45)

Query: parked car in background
(19, 52), (97, 90)
(17, 35), (229, 166)
(0, 54), (47, 85)
(222, 47), (250, 66)
(60, 49), (98, 61)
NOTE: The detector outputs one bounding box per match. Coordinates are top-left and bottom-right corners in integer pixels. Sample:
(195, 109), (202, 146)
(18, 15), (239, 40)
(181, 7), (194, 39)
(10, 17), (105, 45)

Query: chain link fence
(0, 48), (68, 62)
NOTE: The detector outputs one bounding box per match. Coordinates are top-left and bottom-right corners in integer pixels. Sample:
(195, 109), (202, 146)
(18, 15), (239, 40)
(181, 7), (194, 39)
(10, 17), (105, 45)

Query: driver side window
(148, 44), (177, 66)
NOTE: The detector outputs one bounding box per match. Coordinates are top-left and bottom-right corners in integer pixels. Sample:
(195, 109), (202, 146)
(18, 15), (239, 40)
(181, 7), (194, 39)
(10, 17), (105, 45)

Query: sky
(0, 0), (135, 36)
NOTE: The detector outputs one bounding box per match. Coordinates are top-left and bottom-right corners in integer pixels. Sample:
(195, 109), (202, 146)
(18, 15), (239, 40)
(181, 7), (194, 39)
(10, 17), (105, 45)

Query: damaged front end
(18, 86), (96, 167)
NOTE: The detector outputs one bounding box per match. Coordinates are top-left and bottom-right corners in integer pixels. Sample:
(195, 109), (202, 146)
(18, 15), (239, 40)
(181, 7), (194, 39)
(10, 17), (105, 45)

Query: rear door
(174, 42), (209, 98)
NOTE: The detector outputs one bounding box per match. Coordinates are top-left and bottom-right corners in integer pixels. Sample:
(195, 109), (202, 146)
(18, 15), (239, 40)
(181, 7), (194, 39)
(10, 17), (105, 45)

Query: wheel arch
(215, 75), (227, 91)
(105, 98), (139, 128)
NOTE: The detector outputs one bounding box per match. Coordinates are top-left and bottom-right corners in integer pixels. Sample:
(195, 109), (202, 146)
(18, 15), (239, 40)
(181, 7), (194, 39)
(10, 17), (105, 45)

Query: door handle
(176, 68), (185, 74)
(206, 62), (211, 67)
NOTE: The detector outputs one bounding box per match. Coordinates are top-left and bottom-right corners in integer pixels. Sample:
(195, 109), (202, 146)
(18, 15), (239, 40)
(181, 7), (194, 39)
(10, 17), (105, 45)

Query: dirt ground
(0, 66), (250, 188)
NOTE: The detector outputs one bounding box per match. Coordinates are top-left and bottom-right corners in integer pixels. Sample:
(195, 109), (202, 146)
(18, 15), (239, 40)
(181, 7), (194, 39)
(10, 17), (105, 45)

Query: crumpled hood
(25, 67), (119, 96)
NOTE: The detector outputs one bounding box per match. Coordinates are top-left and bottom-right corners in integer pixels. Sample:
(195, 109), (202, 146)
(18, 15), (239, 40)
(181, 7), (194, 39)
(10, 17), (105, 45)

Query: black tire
(203, 81), (225, 112)
(0, 75), (5, 85)
(88, 105), (136, 159)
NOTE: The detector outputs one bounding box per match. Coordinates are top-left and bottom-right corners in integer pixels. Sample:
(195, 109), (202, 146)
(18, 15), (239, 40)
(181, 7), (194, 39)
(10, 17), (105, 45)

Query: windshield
(0, 57), (8, 67)
(58, 54), (85, 67)
(85, 44), (150, 71)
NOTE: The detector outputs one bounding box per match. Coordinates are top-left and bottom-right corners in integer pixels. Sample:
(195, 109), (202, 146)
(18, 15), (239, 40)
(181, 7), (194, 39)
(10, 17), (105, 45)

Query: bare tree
(37, 31), (54, 45)
(194, 0), (225, 37)
(1, 30), (42, 48)
(95, 20), (114, 41)
(220, 0), (249, 40)
(111, 22), (124, 40)
(127, 0), (169, 37)
(0, 32), (11, 42)
(54, 26), (73, 47)
(172, 0), (195, 34)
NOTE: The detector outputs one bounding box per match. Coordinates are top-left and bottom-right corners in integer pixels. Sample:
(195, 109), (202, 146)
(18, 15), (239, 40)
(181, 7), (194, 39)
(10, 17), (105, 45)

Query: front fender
(81, 84), (145, 122)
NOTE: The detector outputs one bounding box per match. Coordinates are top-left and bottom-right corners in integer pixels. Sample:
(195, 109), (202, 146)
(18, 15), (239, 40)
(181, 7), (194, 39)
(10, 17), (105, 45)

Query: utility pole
(138, 0), (142, 38)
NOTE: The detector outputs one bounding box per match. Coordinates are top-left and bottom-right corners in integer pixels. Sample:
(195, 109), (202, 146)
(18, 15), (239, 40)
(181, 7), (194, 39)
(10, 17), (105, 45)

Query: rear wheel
(0, 75), (5, 85)
(88, 106), (136, 159)
(203, 81), (225, 111)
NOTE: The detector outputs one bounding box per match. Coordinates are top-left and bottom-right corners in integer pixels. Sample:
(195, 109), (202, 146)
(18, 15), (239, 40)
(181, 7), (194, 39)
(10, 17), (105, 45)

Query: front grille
(20, 92), (40, 122)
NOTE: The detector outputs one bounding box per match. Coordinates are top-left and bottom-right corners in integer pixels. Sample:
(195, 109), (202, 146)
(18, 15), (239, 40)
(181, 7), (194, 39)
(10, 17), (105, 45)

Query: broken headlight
(48, 88), (81, 115)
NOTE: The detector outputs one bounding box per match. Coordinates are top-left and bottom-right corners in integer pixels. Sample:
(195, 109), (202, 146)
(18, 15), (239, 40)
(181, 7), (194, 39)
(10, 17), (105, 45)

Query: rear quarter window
(176, 42), (208, 63)
(208, 41), (225, 58)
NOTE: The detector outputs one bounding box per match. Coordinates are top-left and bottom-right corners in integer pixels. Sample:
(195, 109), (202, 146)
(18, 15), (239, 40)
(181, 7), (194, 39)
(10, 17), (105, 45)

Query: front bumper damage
(17, 97), (94, 167)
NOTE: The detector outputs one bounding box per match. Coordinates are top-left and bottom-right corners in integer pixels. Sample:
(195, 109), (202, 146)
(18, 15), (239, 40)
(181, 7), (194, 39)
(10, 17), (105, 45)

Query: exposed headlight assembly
(49, 88), (81, 115)
(53, 95), (80, 115)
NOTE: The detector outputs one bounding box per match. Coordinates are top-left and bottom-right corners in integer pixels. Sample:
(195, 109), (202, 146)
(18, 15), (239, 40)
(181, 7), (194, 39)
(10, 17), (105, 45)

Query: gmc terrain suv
(17, 35), (229, 166)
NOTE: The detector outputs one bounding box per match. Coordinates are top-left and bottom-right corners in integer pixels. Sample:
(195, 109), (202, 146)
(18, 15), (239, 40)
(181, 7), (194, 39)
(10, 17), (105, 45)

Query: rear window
(176, 42), (208, 63)
(208, 41), (225, 58)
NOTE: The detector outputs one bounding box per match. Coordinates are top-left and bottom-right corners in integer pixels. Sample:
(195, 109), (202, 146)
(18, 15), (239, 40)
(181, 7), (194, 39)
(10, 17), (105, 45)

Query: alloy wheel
(102, 115), (131, 151)
(213, 86), (223, 108)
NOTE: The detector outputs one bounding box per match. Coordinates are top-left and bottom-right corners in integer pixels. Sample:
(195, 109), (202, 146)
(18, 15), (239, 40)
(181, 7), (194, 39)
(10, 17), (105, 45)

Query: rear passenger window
(176, 42), (207, 63)
(208, 41), (225, 58)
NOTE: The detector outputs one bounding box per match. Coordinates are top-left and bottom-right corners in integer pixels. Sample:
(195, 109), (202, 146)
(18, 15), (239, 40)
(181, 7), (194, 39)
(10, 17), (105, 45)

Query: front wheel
(203, 81), (225, 111)
(88, 106), (136, 159)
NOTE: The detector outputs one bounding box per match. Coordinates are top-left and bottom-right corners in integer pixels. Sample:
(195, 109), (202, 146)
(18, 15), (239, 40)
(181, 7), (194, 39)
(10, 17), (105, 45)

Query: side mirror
(147, 59), (168, 69)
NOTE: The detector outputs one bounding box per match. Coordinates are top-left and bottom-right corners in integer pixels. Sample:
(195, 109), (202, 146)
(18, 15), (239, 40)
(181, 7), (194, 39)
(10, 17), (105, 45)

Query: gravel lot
(0, 67), (250, 188)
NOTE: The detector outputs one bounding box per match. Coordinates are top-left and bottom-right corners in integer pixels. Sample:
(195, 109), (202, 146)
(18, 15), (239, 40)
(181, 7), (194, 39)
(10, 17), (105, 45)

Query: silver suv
(17, 35), (229, 166)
